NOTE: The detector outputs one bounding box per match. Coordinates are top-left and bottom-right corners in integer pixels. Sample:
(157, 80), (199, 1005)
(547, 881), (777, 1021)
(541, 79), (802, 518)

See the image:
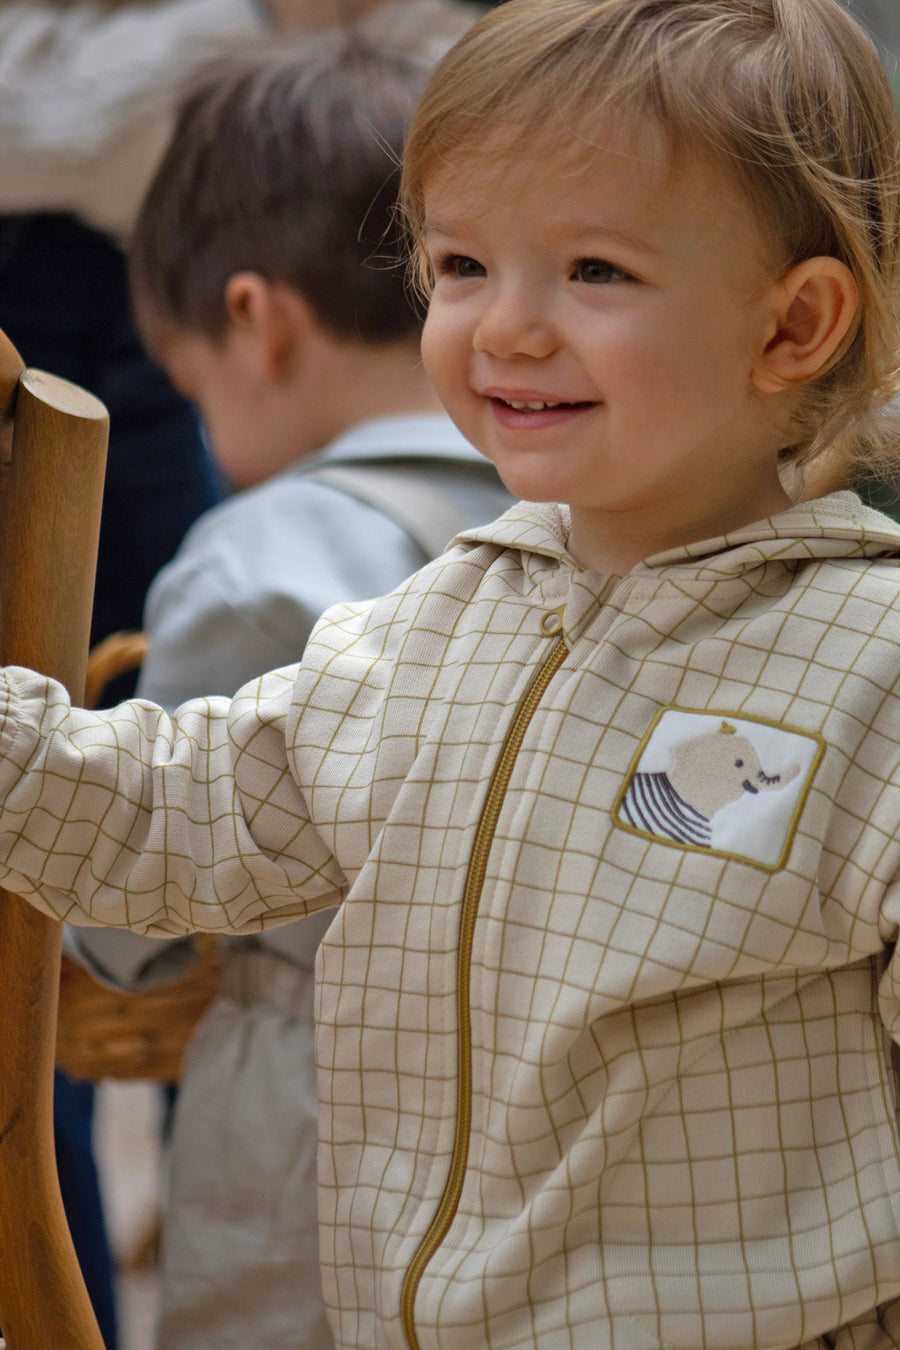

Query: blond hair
(401, 0), (900, 474)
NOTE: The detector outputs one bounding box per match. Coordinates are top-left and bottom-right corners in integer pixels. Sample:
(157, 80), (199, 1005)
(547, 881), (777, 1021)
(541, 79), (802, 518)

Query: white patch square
(613, 708), (824, 871)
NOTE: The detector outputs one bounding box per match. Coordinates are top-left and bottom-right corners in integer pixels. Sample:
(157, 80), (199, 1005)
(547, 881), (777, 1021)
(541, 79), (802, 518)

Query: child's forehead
(420, 117), (725, 236)
(422, 116), (667, 207)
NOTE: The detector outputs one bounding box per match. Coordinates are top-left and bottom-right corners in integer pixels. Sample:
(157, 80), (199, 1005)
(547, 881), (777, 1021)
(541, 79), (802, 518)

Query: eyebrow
(423, 217), (662, 257)
(421, 219), (466, 240)
(558, 222), (662, 256)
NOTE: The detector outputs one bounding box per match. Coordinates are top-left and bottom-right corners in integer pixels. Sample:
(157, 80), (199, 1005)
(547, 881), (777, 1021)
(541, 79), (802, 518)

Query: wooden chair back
(0, 329), (109, 1349)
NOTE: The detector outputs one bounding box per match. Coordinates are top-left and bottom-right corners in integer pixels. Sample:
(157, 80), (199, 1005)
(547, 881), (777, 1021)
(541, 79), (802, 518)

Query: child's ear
(224, 272), (313, 378)
(752, 257), (859, 394)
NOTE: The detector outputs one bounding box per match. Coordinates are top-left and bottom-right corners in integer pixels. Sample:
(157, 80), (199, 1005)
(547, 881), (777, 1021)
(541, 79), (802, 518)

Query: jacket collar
(455, 493), (900, 579)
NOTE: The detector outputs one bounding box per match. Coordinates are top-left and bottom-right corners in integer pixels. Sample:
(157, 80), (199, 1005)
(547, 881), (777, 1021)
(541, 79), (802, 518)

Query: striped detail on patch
(621, 771), (711, 847)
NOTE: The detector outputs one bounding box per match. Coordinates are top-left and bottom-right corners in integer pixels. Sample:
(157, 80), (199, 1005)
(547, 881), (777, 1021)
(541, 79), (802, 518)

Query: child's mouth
(496, 397), (591, 412)
(490, 395), (595, 427)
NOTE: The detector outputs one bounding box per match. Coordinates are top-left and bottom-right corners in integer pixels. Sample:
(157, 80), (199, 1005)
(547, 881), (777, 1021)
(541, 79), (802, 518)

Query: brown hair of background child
(129, 30), (428, 347)
(401, 0), (900, 479)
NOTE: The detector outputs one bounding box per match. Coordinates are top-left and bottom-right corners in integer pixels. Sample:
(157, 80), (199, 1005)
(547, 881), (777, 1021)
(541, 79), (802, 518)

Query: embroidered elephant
(621, 721), (801, 848)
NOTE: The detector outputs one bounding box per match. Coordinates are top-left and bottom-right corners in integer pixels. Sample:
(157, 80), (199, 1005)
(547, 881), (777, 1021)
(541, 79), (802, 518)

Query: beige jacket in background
(1, 493), (900, 1349)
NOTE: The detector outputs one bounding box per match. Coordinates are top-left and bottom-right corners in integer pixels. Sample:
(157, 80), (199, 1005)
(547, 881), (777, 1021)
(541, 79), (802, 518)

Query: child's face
(420, 128), (795, 569)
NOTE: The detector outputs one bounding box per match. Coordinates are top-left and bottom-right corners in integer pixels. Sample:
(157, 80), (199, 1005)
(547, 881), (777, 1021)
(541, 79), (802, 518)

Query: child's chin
(497, 472), (570, 505)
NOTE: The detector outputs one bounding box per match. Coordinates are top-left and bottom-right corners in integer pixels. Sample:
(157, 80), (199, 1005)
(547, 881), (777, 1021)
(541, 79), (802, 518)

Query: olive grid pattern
(1, 494), (900, 1349)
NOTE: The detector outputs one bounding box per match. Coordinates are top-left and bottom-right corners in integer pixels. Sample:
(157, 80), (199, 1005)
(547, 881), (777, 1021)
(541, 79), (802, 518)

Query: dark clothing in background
(0, 212), (223, 697)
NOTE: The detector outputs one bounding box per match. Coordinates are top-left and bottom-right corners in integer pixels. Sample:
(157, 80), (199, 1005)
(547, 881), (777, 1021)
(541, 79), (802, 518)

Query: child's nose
(473, 285), (556, 360)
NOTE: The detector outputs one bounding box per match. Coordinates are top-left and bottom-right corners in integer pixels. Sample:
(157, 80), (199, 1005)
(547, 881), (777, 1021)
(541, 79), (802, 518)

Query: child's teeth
(507, 399), (557, 410)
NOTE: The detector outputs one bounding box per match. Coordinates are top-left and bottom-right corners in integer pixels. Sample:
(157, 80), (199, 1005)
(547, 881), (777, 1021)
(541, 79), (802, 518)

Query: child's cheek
(420, 305), (457, 395)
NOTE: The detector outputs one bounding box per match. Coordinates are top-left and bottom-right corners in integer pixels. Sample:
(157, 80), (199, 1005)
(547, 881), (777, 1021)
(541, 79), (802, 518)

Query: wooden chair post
(0, 330), (109, 1350)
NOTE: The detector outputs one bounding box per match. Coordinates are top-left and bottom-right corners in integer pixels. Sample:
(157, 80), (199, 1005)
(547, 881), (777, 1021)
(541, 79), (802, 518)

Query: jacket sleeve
(0, 663), (345, 935)
(0, 0), (265, 237)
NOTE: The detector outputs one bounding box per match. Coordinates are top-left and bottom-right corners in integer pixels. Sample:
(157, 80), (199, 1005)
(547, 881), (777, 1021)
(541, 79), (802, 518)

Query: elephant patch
(614, 709), (823, 871)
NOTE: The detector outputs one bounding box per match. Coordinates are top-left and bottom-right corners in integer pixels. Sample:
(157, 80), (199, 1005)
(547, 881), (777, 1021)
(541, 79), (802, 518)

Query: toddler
(3, 0), (900, 1346)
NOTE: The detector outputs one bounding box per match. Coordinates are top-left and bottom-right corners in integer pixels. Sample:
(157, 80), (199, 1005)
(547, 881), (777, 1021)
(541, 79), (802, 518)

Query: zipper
(399, 633), (570, 1349)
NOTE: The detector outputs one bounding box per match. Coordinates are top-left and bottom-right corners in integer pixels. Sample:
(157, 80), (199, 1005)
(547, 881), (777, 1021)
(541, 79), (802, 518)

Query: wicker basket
(54, 631), (224, 1082)
(81, 628), (149, 709)
(56, 935), (222, 1083)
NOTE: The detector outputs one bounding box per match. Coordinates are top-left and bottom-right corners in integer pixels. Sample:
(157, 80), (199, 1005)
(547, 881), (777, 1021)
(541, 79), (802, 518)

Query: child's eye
(572, 258), (630, 285)
(434, 253), (486, 280)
